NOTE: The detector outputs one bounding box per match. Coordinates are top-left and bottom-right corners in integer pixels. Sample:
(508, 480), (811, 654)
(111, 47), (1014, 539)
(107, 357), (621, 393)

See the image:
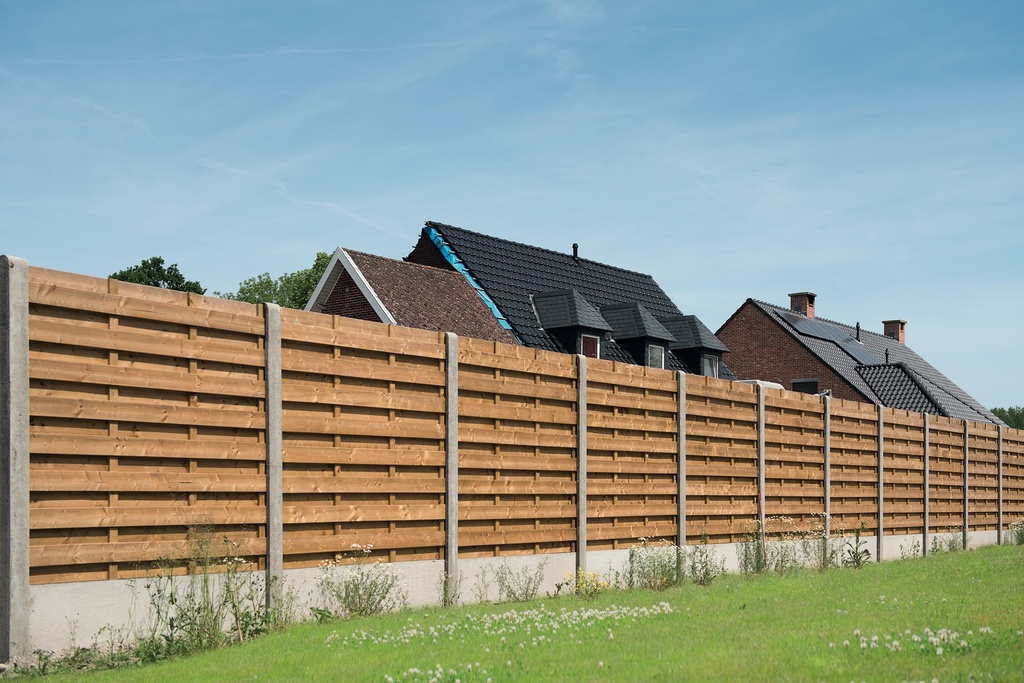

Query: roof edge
(305, 247), (397, 325)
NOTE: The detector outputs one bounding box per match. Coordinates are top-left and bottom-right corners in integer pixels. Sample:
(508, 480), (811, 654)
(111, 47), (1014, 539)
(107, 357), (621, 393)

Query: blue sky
(2, 1), (1022, 408)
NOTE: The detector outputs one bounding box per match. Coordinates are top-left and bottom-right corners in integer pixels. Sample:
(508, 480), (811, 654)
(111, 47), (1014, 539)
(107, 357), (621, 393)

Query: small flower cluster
(561, 570), (610, 599)
(323, 602), (673, 682)
(832, 626), (994, 656)
(385, 661), (493, 683)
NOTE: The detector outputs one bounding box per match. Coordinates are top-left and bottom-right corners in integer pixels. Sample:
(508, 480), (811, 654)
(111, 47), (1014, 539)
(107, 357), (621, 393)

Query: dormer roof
(599, 302), (676, 342)
(659, 314), (729, 353)
(532, 289), (613, 331)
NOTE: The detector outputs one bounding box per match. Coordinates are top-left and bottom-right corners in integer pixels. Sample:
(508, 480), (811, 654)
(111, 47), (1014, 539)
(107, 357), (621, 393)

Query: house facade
(305, 246), (516, 344)
(716, 292), (1003, 425)
(405, 221), (732, 378)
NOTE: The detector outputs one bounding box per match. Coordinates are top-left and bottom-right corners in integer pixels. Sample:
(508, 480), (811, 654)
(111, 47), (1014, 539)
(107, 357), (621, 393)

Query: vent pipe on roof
(856, 322), (860, 341)
(572, 243), (579, 262)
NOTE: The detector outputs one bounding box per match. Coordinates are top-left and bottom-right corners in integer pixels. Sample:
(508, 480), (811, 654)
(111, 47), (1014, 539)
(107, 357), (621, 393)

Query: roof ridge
(752, 298), (893, 340)
(425, 220), (660, 281)
(346, 247), (459, 275)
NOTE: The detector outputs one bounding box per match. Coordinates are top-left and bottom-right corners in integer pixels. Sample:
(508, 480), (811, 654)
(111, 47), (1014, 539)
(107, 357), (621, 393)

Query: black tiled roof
(746, 299), (1003, 425)
(410, 221), (733, 377)
(660, 315), (730, 353)
(600, 302), (676, 342)
(533, 289), (613, 331)
(419, 221), (683, 353)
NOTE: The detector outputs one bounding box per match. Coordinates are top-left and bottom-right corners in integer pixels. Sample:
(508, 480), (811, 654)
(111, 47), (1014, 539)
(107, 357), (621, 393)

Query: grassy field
(28, 544), (1024, 682)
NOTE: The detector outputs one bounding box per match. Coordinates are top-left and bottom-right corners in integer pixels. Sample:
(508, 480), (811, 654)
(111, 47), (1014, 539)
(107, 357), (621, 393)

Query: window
(581, 334), (600, 359)
(647, 344), (665, 369)
(792, 379), (819, 394)
(702, 354), (719, 378)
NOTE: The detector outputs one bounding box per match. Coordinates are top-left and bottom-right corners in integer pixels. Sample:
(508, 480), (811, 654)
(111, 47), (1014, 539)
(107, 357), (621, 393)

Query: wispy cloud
(0, 39), (510, 67)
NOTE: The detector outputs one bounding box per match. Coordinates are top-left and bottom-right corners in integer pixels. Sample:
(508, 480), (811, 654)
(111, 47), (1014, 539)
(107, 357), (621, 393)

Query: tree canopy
(109, 257), (205, 294)
(991, 406), (1024, 430)
(217, 251), (330, 310)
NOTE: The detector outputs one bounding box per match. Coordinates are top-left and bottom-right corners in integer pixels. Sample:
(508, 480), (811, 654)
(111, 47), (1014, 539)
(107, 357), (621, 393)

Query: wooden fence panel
(928, 416), (966, 536)
(585, 360), (678, 550)
(882, 409), (927, 537)
(28, 268), (267, 584)
(684, 377), (758, 543)
(968, 423), (1000, 532)
(279, 310), (447, 568)
(457, 338), (578, 557)
(830, 399), (880, 536)
(762, 389), (825, 536)
(1003, 428), (1024, 531)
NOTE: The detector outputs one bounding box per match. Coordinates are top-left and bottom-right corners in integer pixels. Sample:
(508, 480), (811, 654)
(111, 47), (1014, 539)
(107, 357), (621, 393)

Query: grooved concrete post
(263, 303), (283, 609)
(756, 383), (766, 540)
(877, 405), (885, 562)
(677, 372), (686, 548)
(997, 426), (1003, 545)
(822, 395), (831, 542)
(575, 354), (587, 573)
(923, 414), (930, 556)
(963, 420), (970, 550)
(1, 255), (30, 662)
(444, 333), (459, 592)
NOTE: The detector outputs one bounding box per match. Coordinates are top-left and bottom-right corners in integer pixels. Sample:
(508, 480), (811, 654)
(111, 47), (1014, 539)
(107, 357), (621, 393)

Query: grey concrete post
(575, 354), (587, 573)
(822, 395), (831, 542)
(1, 255), (30, 661)
(676, 372), (686, 548)
(756, 383), (766, 540)
(877, 405), (885, 562)
(963, 420), (970, 550)
(997, 426), (1003, 545)
(444, 333), (460, 593)
(922, 413), (930, 556)
(263, 303), (283, 609)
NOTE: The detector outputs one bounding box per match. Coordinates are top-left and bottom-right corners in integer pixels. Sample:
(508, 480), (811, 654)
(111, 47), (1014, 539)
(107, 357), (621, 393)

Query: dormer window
(581, 334), (600, 359)
(702, 354), (719, 378)
(648, 345), (665, 369)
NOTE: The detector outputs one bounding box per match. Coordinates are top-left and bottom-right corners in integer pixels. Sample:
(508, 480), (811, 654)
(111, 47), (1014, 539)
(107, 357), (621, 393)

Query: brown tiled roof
(346, 249), (517, 344)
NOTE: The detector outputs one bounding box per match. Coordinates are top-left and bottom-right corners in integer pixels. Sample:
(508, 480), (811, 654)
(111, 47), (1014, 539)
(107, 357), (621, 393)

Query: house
(716, 292), (1003, 425)
(404, 221), (732, 377)
(305, 247), (517, 344)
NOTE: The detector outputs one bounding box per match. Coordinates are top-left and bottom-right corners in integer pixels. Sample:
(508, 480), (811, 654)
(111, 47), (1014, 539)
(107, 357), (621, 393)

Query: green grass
(29, 544), (1024, 682)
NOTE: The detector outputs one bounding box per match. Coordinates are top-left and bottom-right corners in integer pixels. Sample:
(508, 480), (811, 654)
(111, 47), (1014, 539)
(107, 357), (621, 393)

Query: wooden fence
(4, 262), (1024, 588)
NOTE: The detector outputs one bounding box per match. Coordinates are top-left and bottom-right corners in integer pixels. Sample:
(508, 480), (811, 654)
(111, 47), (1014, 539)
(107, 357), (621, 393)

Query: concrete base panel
(24, 532), (1009, 654)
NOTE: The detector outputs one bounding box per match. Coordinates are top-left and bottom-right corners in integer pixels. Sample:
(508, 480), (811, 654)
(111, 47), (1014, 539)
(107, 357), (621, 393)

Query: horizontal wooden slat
(281, 322), (445, 359)
(30, 358), (264, 398)
(30, 318), (264, 367)
(283, 476), (444, 494)
(32, 395), (264, 429)
(29, 280), (264, 334)
(283, 384), (444, 412)
(31, 537), (266, 568)
(31, 471), (265, 493)
(280, 352), (445, 386)
(282, 414), (443, 439)
(31, 434), (266, 461)
(31, 506), (266, 529)
(282, 446), (445, 467)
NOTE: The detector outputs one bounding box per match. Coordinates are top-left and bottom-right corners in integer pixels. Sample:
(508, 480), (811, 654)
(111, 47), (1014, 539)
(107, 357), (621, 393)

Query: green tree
(991, 406), (1024, 430)
(218, 251), (330, 310)
(109, 256), (205, 294)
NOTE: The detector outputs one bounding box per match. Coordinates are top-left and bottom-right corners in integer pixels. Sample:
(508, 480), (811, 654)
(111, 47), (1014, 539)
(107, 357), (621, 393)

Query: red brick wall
(404, 232), (456, 270)
(320, 269), (384, 322)
(717, 302), (867, 402)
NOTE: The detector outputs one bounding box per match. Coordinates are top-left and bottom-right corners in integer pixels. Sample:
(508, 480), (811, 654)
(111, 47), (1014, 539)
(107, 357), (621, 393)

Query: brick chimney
(883, 319), (906, 344)
(788, 292), (816, 319)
